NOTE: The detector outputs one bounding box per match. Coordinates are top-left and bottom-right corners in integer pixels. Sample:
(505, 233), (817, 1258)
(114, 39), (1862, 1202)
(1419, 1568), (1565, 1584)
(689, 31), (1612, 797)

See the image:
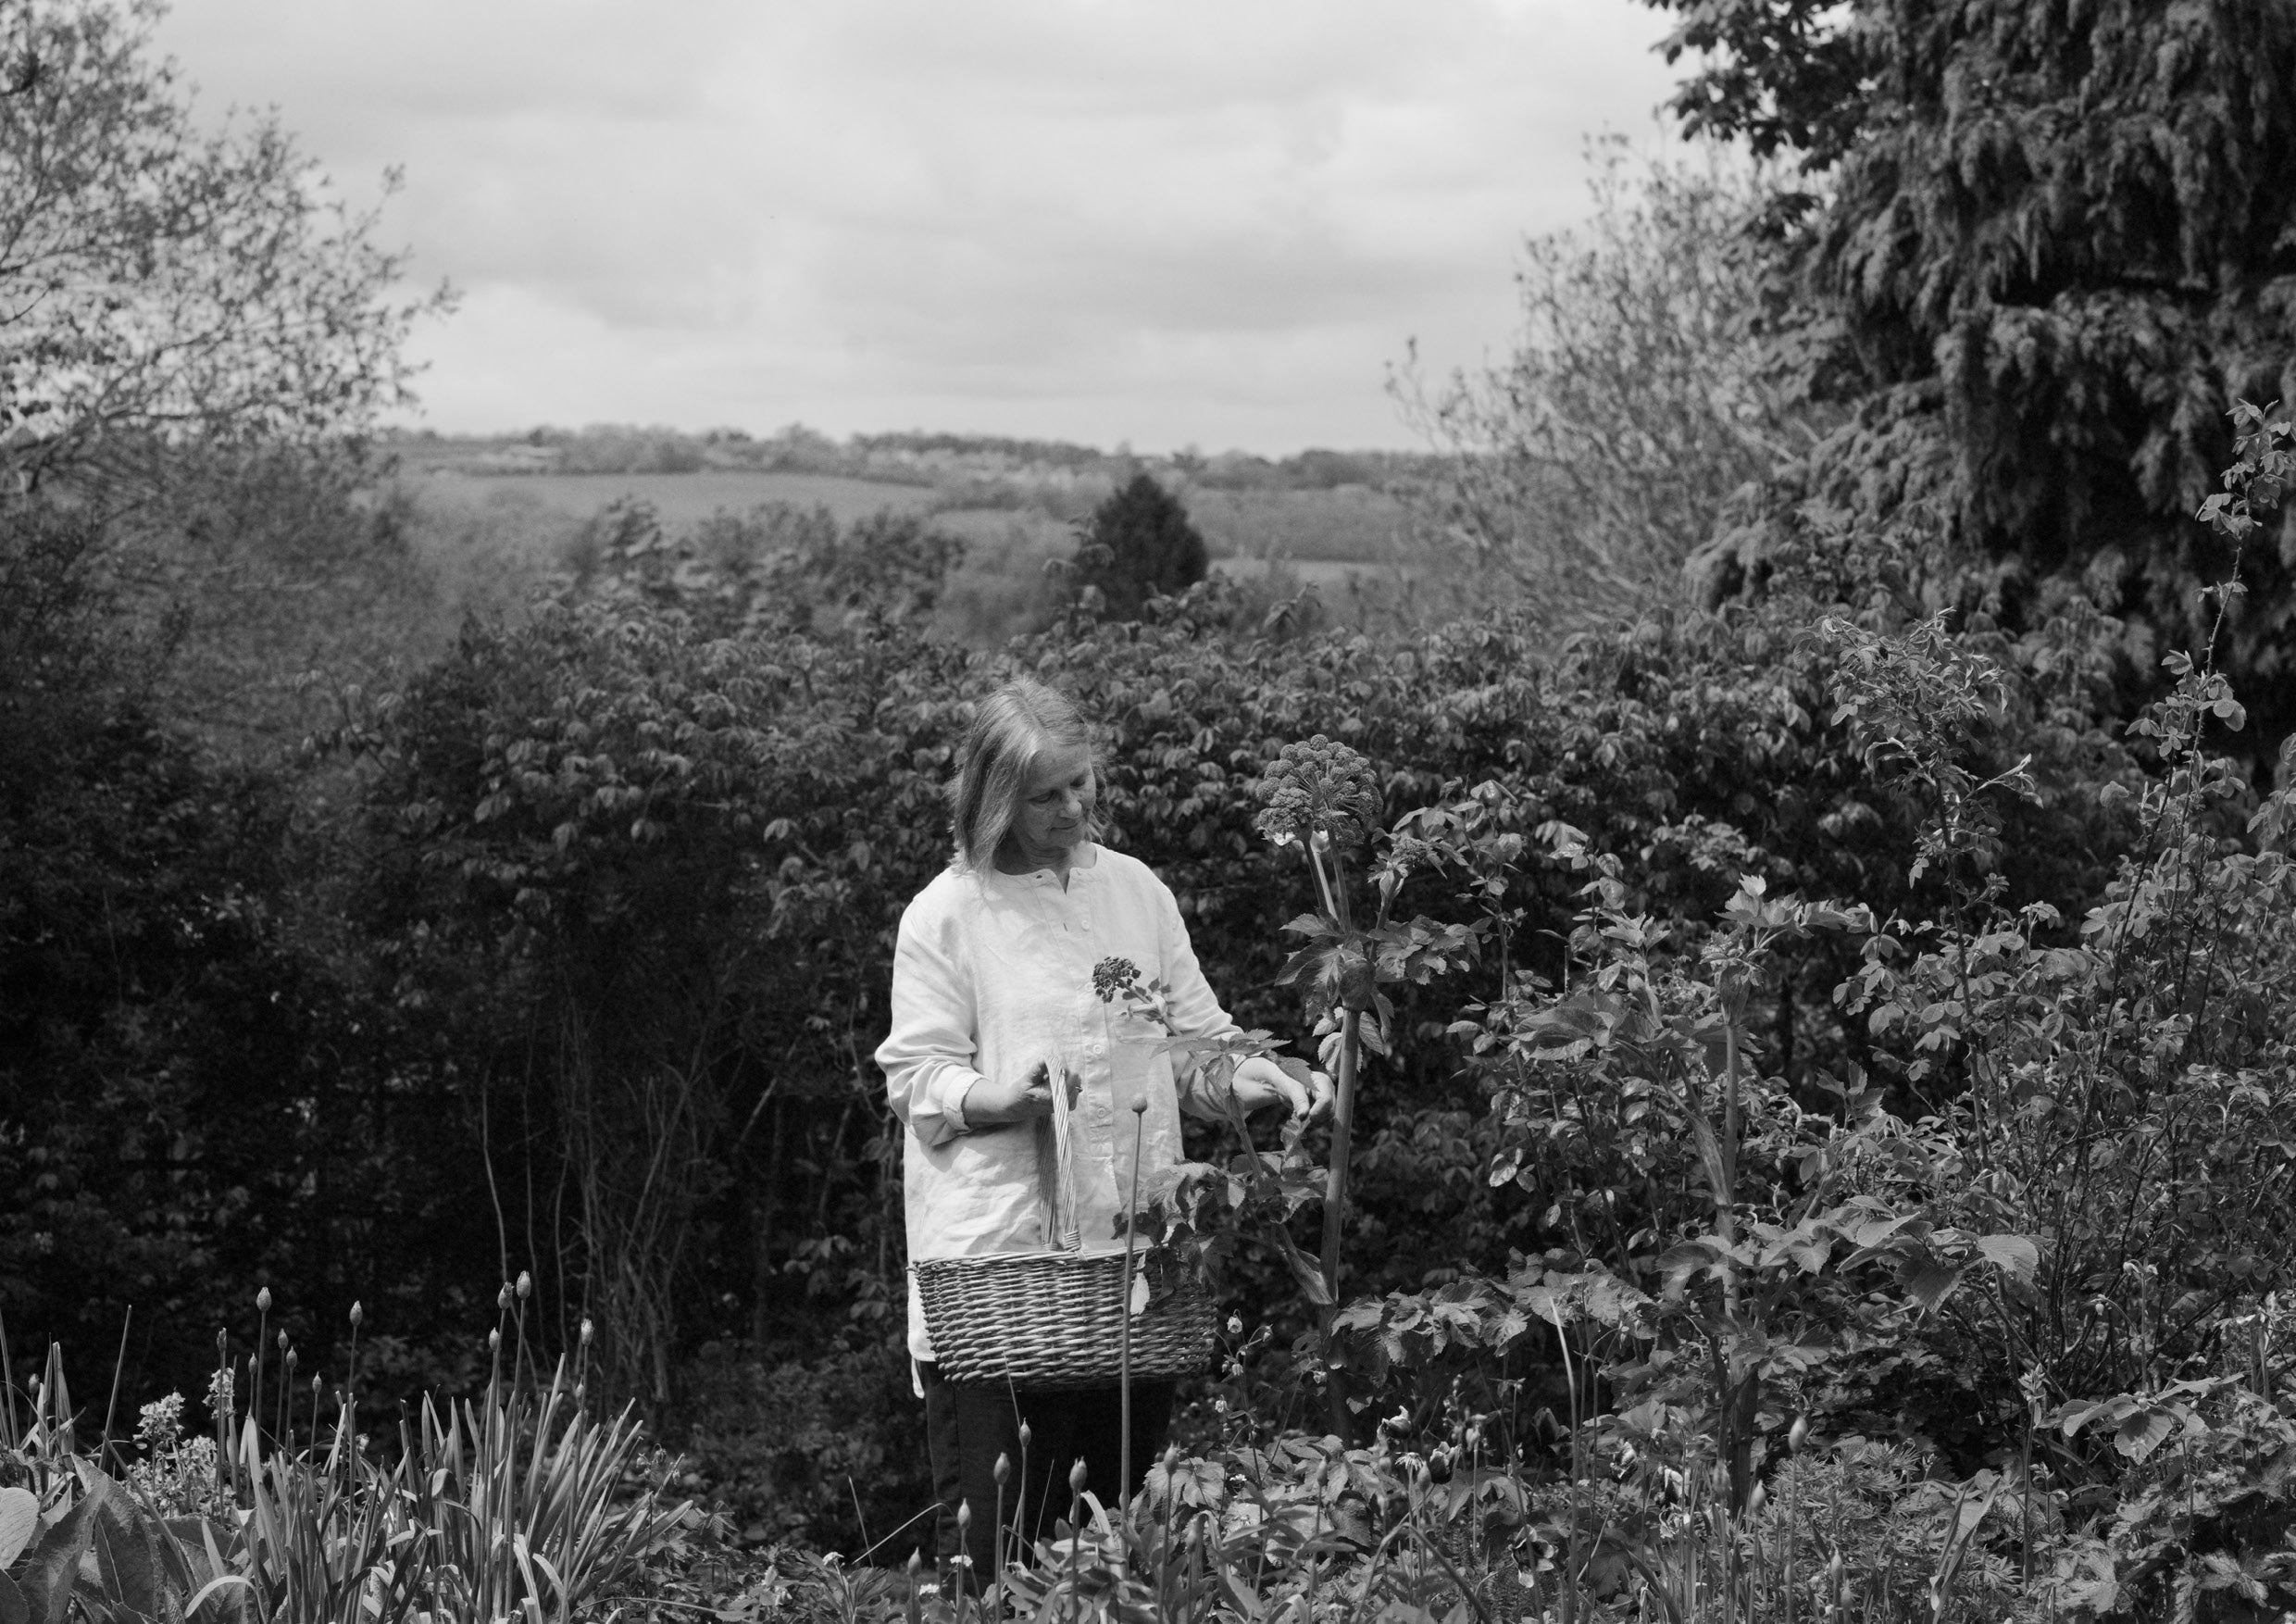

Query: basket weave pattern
(915, 1249), (1214, 1389)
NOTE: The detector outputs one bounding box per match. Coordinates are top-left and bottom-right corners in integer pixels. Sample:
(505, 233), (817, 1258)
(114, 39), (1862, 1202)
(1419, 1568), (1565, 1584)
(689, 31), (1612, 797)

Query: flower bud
(1227, 1315), (1242, 1337)
(580, 1318), (595, 1345)
(1017, 1419), (1031, 1450)
(348, 1301), (364, 1329)
(256, 1287), (271, 1313)
(995, 1452), (1010, 1485)
(498, 1281), (514, 1311)
(1746, 1481), (1767, 1518)
(907, 1550), (923, 1578)
(488, 1328), (501, 1352)
(517, 1270), (532, 1301)
(1069, 1458), (1090, 1494)
(278, 1329), (290, 1352)
(1789, 1414), (1809, 1453)
(956, 1499), (972, 1531)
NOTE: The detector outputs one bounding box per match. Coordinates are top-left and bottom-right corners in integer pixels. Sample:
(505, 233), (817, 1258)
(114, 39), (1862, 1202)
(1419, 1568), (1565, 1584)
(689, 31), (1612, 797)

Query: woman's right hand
(963, 1061), (1056, 1129)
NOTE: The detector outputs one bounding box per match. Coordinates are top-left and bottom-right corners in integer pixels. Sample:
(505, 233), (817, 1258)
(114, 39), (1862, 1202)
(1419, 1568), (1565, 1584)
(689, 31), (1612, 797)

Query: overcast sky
(153, 1), (1686, 454)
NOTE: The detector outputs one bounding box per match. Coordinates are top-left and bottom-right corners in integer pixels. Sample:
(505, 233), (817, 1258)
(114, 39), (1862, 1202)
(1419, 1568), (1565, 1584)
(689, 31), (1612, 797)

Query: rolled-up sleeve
(876, 901), (983, 1148)
(1152, 881), (1244, 1119)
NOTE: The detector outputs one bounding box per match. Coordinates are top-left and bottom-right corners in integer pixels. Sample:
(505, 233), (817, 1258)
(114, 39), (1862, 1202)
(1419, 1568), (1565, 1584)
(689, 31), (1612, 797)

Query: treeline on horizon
(388, 420), (1435, 493)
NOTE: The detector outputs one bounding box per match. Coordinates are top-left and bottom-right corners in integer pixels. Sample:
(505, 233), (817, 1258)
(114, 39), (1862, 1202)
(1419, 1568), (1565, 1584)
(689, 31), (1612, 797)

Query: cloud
(154, 0), (1684, 450)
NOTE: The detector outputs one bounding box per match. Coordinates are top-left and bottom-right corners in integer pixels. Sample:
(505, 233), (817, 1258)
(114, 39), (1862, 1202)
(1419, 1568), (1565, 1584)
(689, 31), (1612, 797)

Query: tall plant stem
(1319, 1007), (1363, 1300)
(99, 1304), (131, 1471)
(1318, 1006), (1363, 1438)
(1120, 1101), (1146, 1521)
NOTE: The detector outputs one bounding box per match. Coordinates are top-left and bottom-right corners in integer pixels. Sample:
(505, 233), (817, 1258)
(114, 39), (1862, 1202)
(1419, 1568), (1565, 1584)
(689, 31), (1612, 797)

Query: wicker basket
(914, 1086), (1214, 1389)
(914, 1247), (1215, 1389)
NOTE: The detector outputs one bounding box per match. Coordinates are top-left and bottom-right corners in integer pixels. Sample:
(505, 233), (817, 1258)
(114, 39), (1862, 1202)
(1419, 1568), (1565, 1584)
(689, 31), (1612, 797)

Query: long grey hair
(945, 678), (1100, 869)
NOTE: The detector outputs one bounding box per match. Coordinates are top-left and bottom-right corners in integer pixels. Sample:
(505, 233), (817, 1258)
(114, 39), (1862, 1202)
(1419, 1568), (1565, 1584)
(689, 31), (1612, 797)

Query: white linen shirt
(875, 842), (1241, 1362)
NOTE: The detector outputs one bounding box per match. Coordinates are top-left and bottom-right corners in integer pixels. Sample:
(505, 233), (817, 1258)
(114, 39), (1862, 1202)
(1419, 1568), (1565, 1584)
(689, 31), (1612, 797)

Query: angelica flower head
(1254, 735), (1381, 848)
(1092, 956), (1142, 1003)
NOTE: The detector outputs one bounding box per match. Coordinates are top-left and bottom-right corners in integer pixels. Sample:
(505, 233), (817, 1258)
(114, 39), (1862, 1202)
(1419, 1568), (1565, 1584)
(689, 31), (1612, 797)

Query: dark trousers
(917, 1360), (1174, 1573)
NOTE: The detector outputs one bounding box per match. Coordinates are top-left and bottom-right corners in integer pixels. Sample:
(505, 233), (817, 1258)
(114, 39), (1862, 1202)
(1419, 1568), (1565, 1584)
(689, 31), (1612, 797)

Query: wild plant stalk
(1066, 1457), (1087, 1624)
(1305, 831), (1365, 1317)
(0, 1304), (15, 1452)
(1119, 1100), (1146, 1524)
(99, 1304), (131, 1470)
(992, 1452), (1009, 1619)
(274, 1332), (291, 1452)
(953, 1499), (972, 1624)
(346, 1298), (363, 1442)
(253, 1286), (269, 1458)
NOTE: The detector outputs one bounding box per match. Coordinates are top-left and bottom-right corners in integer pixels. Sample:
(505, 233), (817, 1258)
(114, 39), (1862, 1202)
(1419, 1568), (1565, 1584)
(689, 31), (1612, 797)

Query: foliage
(1394, 137), (1820, 625)
(1666, 0), (2296, 754)
(0, 0), (448, 494)
(0, 492), (496, 1413)
(0, 1339), (697, 1624)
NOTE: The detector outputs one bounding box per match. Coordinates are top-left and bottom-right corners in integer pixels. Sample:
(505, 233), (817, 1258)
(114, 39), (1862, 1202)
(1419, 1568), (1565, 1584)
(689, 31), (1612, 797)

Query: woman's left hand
(1231, 1056), (1335, 1123)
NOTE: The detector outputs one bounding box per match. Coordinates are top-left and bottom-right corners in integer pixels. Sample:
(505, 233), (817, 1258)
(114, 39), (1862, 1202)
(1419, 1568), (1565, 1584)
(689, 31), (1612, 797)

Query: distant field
(418, 469), (938, 527)
(1213, 556), (1416, 592)
(1188, 485), (1415, 565)
(409, 470), (1423, 577)
(930, 506), (1076, 552)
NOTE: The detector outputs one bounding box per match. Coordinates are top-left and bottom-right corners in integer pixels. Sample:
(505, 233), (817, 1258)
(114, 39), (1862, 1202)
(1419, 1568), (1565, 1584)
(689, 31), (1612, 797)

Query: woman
(876, 678), (1321, 1574)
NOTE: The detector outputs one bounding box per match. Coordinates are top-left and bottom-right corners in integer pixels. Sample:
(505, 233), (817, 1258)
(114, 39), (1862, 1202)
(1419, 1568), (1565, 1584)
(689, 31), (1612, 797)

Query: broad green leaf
(1976, 1233), (2040, 1280)
(0, 1488), (37, 1570)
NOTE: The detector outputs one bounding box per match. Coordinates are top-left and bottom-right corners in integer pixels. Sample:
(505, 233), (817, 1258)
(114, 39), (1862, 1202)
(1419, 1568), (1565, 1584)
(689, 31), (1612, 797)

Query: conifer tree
(1069, 472), (1210, 619)
(1653, 0), (2296, 749)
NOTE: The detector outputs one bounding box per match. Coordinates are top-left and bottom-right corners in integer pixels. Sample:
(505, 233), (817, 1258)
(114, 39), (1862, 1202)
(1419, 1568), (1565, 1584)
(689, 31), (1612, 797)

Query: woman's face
(1007, 742), (1096, 865)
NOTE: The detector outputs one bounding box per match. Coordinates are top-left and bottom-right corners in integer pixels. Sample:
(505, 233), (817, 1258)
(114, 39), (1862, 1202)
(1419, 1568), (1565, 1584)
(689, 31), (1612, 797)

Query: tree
(1391, 139), (1819, 627)
(1650, 0), (2296, 753)
(1068, 472), (1210, 618)
(0, 0), (448, 494)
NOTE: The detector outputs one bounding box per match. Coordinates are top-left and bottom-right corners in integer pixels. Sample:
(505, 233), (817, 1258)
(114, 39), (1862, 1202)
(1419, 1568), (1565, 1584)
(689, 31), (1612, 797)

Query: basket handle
(1037, 1067), (1085, 1251)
